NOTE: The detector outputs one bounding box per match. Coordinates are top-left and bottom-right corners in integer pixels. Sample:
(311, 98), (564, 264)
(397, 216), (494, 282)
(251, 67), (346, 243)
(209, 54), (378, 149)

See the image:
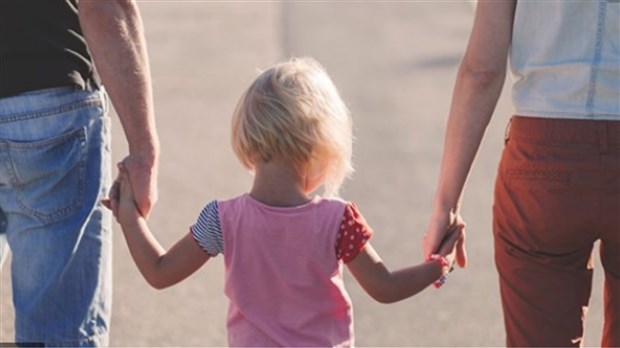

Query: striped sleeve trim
(191, 200), (223, 257)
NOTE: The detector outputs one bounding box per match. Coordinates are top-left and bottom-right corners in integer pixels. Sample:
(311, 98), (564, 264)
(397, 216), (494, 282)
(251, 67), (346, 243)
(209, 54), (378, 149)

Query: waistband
(0, 86), (104, 122)
(508, 115), (620, 146)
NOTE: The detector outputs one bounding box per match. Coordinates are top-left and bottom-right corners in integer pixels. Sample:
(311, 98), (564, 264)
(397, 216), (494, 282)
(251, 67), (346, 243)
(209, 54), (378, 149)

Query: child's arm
(114, 164), (210, 289)
(347, 228), (461, 304)
(120, 216), (210, 290)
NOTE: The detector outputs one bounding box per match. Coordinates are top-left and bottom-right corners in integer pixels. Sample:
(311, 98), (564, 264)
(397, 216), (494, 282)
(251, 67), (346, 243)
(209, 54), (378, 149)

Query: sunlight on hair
(231, 57), (353, 197)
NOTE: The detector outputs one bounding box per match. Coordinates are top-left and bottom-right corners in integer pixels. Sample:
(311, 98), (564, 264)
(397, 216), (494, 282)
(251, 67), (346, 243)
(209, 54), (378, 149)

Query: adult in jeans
(423, 1), (619, 346)
(0, 1), (159, 346)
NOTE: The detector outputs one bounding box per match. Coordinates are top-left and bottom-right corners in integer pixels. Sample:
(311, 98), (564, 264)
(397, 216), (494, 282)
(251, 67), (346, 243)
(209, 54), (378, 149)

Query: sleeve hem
(190, 227), (218, 257)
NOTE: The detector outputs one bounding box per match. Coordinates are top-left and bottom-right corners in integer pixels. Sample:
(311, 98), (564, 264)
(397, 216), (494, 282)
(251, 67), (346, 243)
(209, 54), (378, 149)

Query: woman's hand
(436, 219), (466, 269)
(424, 210), (467, 268)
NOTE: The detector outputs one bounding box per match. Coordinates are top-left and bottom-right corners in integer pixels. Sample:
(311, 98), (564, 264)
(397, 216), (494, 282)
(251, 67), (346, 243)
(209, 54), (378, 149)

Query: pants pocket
(8, 127), (87, 223)
(494, 139), (599, 256)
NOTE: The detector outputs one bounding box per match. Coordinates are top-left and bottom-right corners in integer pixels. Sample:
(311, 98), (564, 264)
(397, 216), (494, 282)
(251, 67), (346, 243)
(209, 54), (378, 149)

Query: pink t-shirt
(191, 194), (373, 347)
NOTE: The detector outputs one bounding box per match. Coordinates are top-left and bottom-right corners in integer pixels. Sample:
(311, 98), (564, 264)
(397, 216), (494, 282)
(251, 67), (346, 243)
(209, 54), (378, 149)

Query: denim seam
(585, 0), (606, 117)
(15, 160), (86, 223)
(0, 98), (102, 124)
(4, 145), (20, 187)
(506, 169), (572, 183)
(11, 129), (88, 223)
(510, 136), (594, 147)
(15, 331), (108, 347)
(0, 126), (87, 149)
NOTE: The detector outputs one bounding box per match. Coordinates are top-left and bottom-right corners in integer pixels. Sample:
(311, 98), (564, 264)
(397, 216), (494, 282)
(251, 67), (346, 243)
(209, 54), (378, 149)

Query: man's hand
(80, 0), (159, 219)
(122, 154), (158, 218)
(102, 154), (157, 219)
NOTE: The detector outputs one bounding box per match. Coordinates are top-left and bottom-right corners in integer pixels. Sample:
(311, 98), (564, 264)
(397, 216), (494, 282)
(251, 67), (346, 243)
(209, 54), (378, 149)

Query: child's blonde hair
(231, 57), (353, 197)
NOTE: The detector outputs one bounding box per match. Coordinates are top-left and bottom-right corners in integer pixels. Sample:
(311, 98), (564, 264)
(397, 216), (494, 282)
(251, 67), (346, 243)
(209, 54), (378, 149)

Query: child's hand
(102, 162), (142, 224)
(437, 222), (466, 270)
(116, 162), (142, 224)
(101, 178), (121, 217)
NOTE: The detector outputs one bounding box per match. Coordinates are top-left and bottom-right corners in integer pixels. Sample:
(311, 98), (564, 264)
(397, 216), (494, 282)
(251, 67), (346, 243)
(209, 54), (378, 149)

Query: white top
(510, 0), (620, 120)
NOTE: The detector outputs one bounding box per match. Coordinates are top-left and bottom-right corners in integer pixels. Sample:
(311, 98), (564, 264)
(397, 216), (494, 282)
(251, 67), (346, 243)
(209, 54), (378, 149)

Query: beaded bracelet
(427, 254), (450, 288)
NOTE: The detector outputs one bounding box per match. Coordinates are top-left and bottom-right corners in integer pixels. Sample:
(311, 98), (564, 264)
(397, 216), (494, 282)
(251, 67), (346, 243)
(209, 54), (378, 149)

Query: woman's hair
(231, 57), (353, 196)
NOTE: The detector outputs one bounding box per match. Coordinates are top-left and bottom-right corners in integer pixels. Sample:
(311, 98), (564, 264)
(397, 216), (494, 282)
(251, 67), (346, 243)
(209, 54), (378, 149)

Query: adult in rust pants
(423, 1), (619, 346)
(494, 116), (620, 346)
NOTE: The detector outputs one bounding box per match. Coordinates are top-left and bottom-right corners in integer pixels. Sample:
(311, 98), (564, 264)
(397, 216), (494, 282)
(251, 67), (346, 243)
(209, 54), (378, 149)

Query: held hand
(424, 211), (467, 268)
(101, 165), (123, 220)
(116, 162), (141, 224)
(101, 162), (142, 224)
(437, 224), (465, 269)
(122, 154), (158, 218)
(101, 178), (121, 219)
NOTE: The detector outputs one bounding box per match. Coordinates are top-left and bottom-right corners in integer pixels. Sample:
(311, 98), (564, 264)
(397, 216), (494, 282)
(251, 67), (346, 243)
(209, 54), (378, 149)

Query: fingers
(109, 177), (121, 201)
(456, 231), (467, 268)
(423, 232), (443, 260)
(102, 176), (121, 219)
(117, 162), (135, 201)
(437, 226), (462, 255)
(447, 226), (464, 245)
(423, 215), (451, 260)
(122, 156), (158, 218)
(447, 214), (466, 233)
(445, 220), (467, 268)
(423, 213), (464, 259)
(101, 198), (112, 210)
(446, 215), (467, 268)
(101, 161), (143, 222)
(428, 211), (467, 270)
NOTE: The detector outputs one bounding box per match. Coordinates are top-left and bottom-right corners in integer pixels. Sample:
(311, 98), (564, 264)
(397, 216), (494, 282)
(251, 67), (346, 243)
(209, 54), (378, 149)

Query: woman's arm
(423, 1), (517, 266)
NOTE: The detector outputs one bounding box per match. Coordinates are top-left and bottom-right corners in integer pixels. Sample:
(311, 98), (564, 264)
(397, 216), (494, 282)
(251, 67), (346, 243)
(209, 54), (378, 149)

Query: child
(106, 57), (463, 347)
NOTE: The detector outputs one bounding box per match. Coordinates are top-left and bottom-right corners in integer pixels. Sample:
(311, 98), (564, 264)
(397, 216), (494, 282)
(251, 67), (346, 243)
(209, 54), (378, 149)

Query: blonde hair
(231, 57), (353, 197)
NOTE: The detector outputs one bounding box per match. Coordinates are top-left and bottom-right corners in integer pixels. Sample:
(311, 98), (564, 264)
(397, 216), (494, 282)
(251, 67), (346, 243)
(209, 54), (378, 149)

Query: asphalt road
(1, 2), (605, 346)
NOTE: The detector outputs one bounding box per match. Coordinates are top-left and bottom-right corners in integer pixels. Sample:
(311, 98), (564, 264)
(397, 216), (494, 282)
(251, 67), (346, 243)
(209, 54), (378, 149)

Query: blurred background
(0, 2), (605, 346)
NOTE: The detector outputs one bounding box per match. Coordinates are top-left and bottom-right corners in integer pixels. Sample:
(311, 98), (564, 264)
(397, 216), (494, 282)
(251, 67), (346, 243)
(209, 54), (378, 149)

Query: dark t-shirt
(0, 0), (100, 98)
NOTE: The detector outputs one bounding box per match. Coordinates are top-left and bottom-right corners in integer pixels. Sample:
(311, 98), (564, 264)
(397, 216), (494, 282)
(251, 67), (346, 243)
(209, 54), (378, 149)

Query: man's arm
(79, 0), (159, 217)
(423, 1), (516, 266)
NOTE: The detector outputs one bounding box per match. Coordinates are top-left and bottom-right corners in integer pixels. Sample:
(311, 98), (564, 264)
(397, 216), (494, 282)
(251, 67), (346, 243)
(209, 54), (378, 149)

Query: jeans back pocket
(7, 127), (87, 223)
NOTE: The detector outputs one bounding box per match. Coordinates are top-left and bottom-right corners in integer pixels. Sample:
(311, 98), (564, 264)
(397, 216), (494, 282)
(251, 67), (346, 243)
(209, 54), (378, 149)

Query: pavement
(0, 2), (605, 346)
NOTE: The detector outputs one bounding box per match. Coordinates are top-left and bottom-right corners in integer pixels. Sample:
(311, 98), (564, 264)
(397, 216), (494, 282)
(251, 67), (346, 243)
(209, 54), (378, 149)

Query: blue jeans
(0, 87), (112, 346)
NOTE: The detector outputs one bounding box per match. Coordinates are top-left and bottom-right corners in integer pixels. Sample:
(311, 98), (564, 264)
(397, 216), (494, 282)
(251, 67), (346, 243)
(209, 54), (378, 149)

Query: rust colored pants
(493, 116), (620, 347)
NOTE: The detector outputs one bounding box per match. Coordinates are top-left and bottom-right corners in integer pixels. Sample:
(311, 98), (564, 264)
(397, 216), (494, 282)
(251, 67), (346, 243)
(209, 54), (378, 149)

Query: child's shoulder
(194, 194), (246, 215)
(199, 194), (359, 215)
(314, 195), (347, 207)
(201, 194), (248, 211)
(313, 195), (358, 214)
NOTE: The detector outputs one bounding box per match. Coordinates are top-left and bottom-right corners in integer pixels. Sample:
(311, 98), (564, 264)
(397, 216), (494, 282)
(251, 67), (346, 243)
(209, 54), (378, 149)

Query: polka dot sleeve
(336, 203), (373, 263)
